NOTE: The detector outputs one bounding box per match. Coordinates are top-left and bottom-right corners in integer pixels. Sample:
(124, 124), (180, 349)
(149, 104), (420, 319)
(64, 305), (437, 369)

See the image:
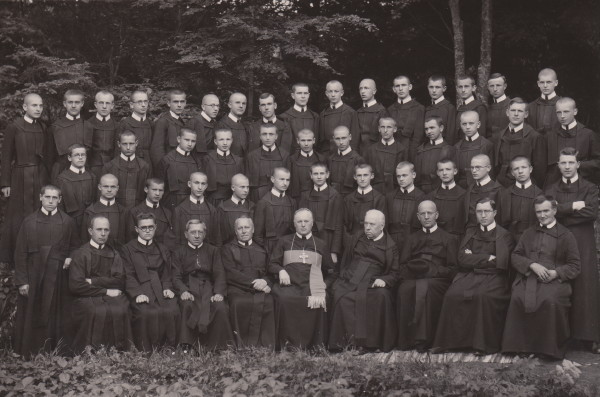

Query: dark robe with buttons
(502, 223), (580, 359)
(48, 116), (89, 182)
(343, 189), (387, 239)
(387, 100), (425, 162)
(0, 118), (51, 263)
(222, 240), (275, 348)
(217, 198), (255, 245)
(327, 150), (364, 197)
(102, 156), (151, 209)
(172, 197), (221, 247)
(286, 150), (327, 199)
(425, 99), (457, 145)
(319, 104), (360, 155)
(546, 177), (600, 343)
(13, 209), (80, 357)
(245, 146), (290, 202)
(464, 180), (503, 227)
(385, 187), (425, 251)
(455, 98), (488, 141)
(82, 201), (128, 251)
(486, 97), (510, 147)
(426, 184), (466, 237)
(397, 226), (458, 349)
(414, 140), (456, 194)
(495, 124), (546, 188)
(118, 116), (154, 174)
(364, 141), (407, 194)
(172, 242), (234, 349)
(528, 95), (561, 138)
(86, 116), (117, 177)
(433, 225), (514, 354)
(279, 107), (320, 154)
(215, 116), (249, 158)
(253, 192), (297, 255)
(498, 184), (543, 242)
(329, 232), (399, 351)
(56, 168), (97, 231)
(186, 115), (217, 157)
(356, 103), (387, 156)
(126, 202), (174, 248)
(150, 112), (186, 169)
(298, 186), (344, 256)
(454, 135), (495, 189)
(122, 239), (179, 350)
(156, 149), (203, 211)
(69, 242), (132, 353)
(268, 234), (334, 349)
(247, 119), (293, 154)
(202, 150), (245, 206)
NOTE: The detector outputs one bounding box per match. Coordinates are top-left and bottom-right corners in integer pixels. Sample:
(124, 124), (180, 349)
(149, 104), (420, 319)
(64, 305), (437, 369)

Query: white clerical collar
(201, 111), (213, 122)
(371, 231), (384, 241)
(238, 239), (253, 246)
(24, 115), (35, 123)
(382, 138), (395, 145)
(271, 188), (285, 197)
(146, 199), (159, 208)
(217, 148), (230, 156)
(189, 195), (204, 204)
(169, 110), (180, 119)
(442, 181), (456, 189)
(542, 92), (557, 100)
(176, 147), (190, 156)
(262, 144), (276, 152)
(69, 165), (85, 174)
(314, 183), (328, 192)
(188, 242), (203, 249)
(401, 184), (415, 194)
(96, 113), (111, 122)
(228, 113), (241, 123)
(423, 224), (438, 233)
(495, 94), (507, 103)
(510, 123), (524, 132)
(433, 96), (445, 105)
(301, 150), (314, 157)
(358, 186), (373, 195)
(90, 240), (104, 250)
(516, 180), (532, 189)
(541, 220), (557, 229)
(100, 198), (115, 206)
(466, 132), (480, 141)
(480, 221), (497, 232)
(463, 96), (475, 105)
(41, 207), (58, 216)
(562, 174), (579, 184)
(131, 112), (145, 122)
(66, 113), (81, 121)
(293, 104), (307, 112)
(563, 120), (577, 130)
(398, 96), (412, 104)
(120, 153), (136, 161)
(431, 136), (444, 145)
(137, 236), (153, 246)
(363, 99), (377, 107)
(338, 147), (352, 156)
(330, 101), (343, 110)
(263, 116), (276, 123)
(477, 175), (492, 186)
(231, 196), (245, 205)
(296, 232), (313, 239)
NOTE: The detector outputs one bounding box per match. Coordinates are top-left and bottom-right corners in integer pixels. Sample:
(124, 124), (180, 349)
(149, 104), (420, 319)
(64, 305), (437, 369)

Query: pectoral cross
(299, 251), (309, 263)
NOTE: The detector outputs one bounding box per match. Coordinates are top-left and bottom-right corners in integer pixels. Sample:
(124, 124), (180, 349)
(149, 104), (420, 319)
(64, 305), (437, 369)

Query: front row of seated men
(13, 181), (581, 359)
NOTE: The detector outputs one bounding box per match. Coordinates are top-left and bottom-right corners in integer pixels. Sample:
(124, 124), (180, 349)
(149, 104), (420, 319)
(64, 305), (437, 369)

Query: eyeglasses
(132, 100), (149, 105)
(137, 225), (156, 232)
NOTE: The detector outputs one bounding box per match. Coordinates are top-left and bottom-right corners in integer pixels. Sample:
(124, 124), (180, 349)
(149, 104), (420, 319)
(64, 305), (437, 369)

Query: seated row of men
(13, 182), (581, 360)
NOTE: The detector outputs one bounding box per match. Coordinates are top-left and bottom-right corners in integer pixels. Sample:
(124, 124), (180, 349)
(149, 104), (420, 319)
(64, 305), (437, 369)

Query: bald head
(202, 94), (219, 105)
(364, 209), (385, 239)
(24, 93), (42, 105)
(538, 68), (557, 81)
(359, 78), (377, 103)
(231, 173), (249, 186)
(228, 92), (247, 117)
(23, 93), (43, 119)
(471, 154), (491, 167)
(100, 173), (118, 186)
(365, 209), (385, 226)
(418, 200), (437, 214)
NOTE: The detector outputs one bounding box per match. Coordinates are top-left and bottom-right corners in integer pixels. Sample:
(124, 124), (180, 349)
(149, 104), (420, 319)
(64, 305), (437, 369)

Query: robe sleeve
(253, 200), (268, 248)
(457, 234), (491, 270)
(91, 254), (126, 290)
(211, 247), (227, 296)
(0, 123), (16, 187)
(221, 245), (255, 290)
(377, 242), (400, 287)
(555, 232), (581, 281)
(511, 232), (534, 276)
(69, 248), (107, 296)
(160, 250), (174, 291)
(267, 238), (285, 275)
(122, 247), (144, 299)
(171, 251), (189, 294)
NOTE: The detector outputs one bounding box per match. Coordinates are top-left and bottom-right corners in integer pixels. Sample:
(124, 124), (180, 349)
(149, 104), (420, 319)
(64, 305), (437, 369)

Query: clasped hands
(530, 263), (558, 283)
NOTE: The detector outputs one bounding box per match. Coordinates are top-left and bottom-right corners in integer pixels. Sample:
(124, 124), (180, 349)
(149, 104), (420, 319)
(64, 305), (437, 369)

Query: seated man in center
(268, 208), (335, 349)
(329, 210), (399, 352)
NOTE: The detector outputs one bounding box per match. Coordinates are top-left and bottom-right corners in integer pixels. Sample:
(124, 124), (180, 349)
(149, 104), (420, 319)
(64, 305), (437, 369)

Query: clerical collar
(338, 147), (352, 156)
(300, 150), (314, 157)
(370, 231), (384, 241)
(24, 115), (36, 124)
(509, 123), (524, 133)
(41, 207), (58, 216)
(296, 232), (313, 240)
(228, 113), (242, 123)
(430, 136), (444, 145)
(188, 242), (203, 250)
(516, 180), (532, 189)
(217, 148), (230, 157)
(176, 147), (190, 156)
(69, 165), (85, 174)
(480, 221), (497, 232)
(90, 240), (104, 250)
(271, 188), (285, 198)
(397, 96), (412, 104)
(495, 94), (507, 103)
(562, 120), (577, 131)
(137, 236), (153, 246)
(540, 220), (557, 229)
(465, 132), (480, 142)
(131, 112), (145, 122)
(401, 184), (415, 194)
(477, 175), (492, 187)
(542, 92), (557, 100)
(358, 185), (373, 195)
(363, 99), (377, 108)
(262, 144), (276, 152)
(330, 101), (343, 110)
(96, 113), (111, 122)
(189, 195), (204, 204)
(263, 116), (276, 124)
(201, 111), (213, 122)
(169, 111), (180, 120)
(314, 183), (328, 192)
(231, 196), (245, 205)
(120, 153), (136, 161)
(100, 198), (115, 206)
(433, 96), (445, 105)
(562, 174), (579, 184)
(238, 239), (253, 246)
(145, 199), (159, 208)
(382, 138), (395, 145)
(423, 224), (438, 233)
(66, 114), (81, 121)
(442, 181), (456, 190)
(293, 104), (306, 112)
(462, 96), (475, 105)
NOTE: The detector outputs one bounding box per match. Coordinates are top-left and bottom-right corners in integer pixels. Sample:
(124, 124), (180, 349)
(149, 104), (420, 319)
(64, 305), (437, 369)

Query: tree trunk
(449, 0), (465, 104)
(477, 0), (493, 103)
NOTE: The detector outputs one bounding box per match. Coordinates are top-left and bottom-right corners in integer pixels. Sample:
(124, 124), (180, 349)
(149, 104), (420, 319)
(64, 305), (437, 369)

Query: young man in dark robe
(286, 129), (326, 200)
(156, 128), (203, 211)
(454, 111), (494, 189)
(222, 216), (275, 348)
(127, 178), (174, 248)
(150, 89), (187, 169)
(299, 163), (344, 266)
(386, 75), (425, 162)
(433, 198), (514, 354)
(82, 174), (128, 252)
(425, 75), (457, 145)
(69, 215), (132, 353)
(215, 92), (249, 157)
(454, 75), (487, 141)
(397, 200), (458, 350)
(118, 90), (154, 174)
(56, 144), (97, 231)
(203, 128), (245, 207)
(364, 117), (407, 194)
(329, 210), (399, 352)
(217, 174), (255, 245)
(246, 123), (290, 202)
(544, 97), (600, 187)
(279, 83), (320, 154)
(464, 154), (503, 227)
(122, 213), (179, 351)
(386, 161), (425, 250)
(86, 90), (117, 178)
(497, 156), (543, 242)
(327, 126), (365, 197)
(528, 68), (561, 138)
(171, 172), (221, 247)
(102, 131), (151, 209)
(186, 94), (220, 159)
(357, 78), (388, 156)
(486, 73), (510, 146)
(0, 93), (51, 264)
(426, 159), (466, 238)
(14, 185), (80, 357)
(415, 116), (456, 193)
(248, 93), (293, 153)
(268, 208), (335, 349)
(502, 195), (580, 359)
(319, 80), (360, 155)
(545, 148), (600, 351)
(495, 97), (546, 188)
(173, 219), (234, 350)
(253, 167), (297, 256)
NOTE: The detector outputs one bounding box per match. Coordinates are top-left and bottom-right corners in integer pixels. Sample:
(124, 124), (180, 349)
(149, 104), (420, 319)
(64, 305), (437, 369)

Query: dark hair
(136, 212), (156, 226)
(533, 194), (558, 209)
(476, 197), (496, 211)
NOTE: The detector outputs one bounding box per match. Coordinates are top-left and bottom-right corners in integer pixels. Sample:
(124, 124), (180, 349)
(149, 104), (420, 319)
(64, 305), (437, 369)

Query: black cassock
(126, 202), (174, 249)
(48, 116), (89, 182)
(172, 197), (221, 247)
(356, 102), (387, 156)
(327, 150), (365, 197)
(386, 100), (425, 162)
(425, 99), (457, 145)
(286, 150), (327, 199)
(117, 115), (154, 174)
(86, 115), (117, 178)
(455, 98), (488, 141)
(528, 95), (561, 137)
(343, 189), (387, 239)
(298, 185), (344, 256)
(498, 183), (543, 242)
(279, 106), (320, 154)
(102, 155), (151, 209)
(363, 140), (407, 194)
(426, 184), (466, 237)
(245, 146), (289, 203)
(156, 149), (203, 211)
(454, 135), (495, 189)
(464, 179), (503, 227)
(222, 240), (276, 348)
(56, 168), (97, 231)
(414, 141), (456, 194)
(385, 187), (425, 250)
(203, 150), (245, 207)
(253, 192), (296, 255)
(217, 198), (255, 245)
(82, 200), (128, 251)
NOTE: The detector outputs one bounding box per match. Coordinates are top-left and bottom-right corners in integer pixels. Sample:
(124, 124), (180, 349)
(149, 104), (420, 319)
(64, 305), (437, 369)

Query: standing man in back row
(356, 78), (387, 156)
(118, 90), (154, 174)
(319, 80), (360, 155)
(387, 75), (425, 162)
(528, 68), (561, 137)
(151, 89), (187, 170)
(279, 83), (320, 154)
(425, 75), (457, 145)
